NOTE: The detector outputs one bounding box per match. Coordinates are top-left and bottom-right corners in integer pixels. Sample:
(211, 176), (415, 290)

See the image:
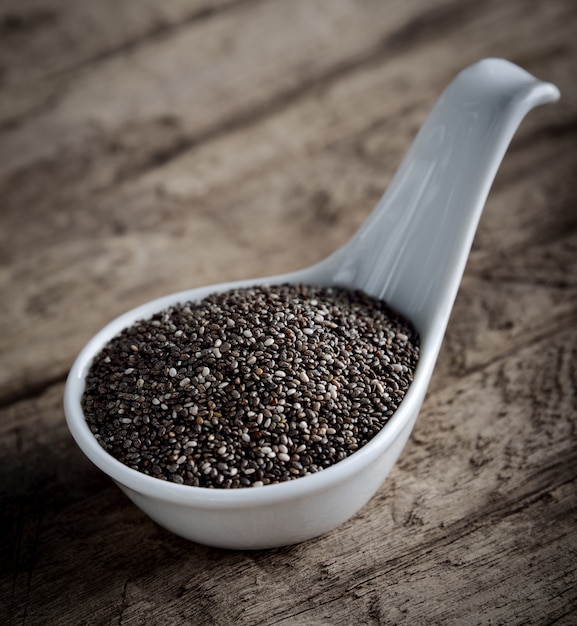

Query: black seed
(82, 284), (419, 488)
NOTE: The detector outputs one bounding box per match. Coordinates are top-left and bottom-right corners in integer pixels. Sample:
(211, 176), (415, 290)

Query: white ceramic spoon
(64, 59), (559, 549)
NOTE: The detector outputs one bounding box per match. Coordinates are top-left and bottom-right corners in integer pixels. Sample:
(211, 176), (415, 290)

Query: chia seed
(82, 283), (419, 488)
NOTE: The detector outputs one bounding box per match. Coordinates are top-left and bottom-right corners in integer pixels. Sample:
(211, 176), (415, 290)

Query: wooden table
(2, 1), (576, 624)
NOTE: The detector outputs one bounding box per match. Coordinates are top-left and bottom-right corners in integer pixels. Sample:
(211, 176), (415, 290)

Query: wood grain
(1, 0), (576, 624)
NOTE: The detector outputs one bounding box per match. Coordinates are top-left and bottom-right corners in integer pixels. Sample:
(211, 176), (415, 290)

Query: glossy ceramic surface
(64, 59), (559, 549)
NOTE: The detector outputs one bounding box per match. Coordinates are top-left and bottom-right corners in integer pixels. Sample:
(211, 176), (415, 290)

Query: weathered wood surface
(1, 0), (576, 623)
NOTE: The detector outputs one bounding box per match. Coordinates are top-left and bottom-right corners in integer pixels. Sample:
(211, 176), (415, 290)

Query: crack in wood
(110, 0), (495, 183)
(46, 0), (263, 81)
(0, 372), (68, 411)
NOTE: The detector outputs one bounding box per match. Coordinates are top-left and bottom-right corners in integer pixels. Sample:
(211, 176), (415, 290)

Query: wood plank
(0, 0), (245, 128)
(0, 0), (464, 175)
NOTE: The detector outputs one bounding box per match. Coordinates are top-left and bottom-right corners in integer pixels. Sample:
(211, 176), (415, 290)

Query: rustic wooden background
(1, 0), (576, 624)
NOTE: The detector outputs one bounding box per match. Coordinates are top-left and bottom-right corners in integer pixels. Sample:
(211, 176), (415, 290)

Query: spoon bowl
(64, 59), (559, 549)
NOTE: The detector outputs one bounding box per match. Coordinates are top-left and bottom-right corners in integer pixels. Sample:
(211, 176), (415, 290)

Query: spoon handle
(323, 58), (559, 345)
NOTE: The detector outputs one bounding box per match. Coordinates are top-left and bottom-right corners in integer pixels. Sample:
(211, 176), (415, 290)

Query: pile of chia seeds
(82, 283), (419, 488)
